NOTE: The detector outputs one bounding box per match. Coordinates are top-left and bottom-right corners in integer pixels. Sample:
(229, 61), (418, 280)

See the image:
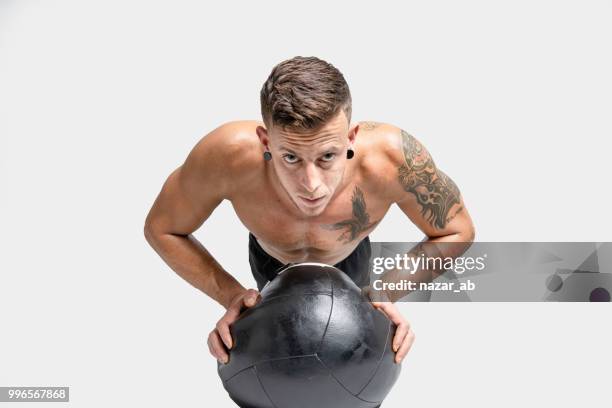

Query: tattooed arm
(365, 127), (476, 302)
(395, 128), (475, 242)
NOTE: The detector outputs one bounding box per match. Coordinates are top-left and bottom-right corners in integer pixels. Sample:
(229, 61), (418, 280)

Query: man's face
(260, 111), (357, 217)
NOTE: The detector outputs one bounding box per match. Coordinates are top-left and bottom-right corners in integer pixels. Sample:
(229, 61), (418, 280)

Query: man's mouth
(298, 195), (325, 206)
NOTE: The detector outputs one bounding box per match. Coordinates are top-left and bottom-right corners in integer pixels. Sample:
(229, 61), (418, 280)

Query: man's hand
(207, 288), (261, 364)
(370, 301), (415, 364)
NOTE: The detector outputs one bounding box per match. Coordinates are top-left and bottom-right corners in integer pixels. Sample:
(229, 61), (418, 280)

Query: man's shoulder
(192, 120), (263, 166)
(355, 121), (410, 200)
(197, 119), (262, 152)
(357, 121), (406, 169)
(183, 120), (264, 193)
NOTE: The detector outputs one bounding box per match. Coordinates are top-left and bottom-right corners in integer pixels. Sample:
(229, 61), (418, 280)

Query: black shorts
(248, 233), (372, 291)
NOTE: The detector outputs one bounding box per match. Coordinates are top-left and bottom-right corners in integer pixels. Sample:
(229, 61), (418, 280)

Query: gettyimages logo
(371, 253), (487, 275)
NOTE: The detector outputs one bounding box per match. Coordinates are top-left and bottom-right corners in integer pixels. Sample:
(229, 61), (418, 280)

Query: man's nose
(300, 162), (322, 194)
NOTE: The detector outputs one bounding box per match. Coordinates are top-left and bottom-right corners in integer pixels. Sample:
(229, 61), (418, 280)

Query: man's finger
(395, 330), (416, 364)
(224, 304), (241, 322)
(218, 291), (261, 349)
(206, 333), (215, 357)
(216, 320), (233, 349)
(370, 301), (390, 320)
(208, 330), (229, 364)
(392, 322), (409, 353)
(378, 303), (403, 325)
(243, 289), (261, 308)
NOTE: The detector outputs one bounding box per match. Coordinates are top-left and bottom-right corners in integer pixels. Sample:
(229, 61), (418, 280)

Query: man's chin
(299, 206), (325, 216)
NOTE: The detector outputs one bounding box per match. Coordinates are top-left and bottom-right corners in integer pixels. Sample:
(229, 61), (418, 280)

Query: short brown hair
(260, 56), (352, 132)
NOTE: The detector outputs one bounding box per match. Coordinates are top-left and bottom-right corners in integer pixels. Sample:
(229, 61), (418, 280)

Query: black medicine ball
(217, 262), (401, 408)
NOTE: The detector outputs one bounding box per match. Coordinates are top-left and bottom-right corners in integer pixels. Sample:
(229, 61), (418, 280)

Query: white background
(1, 0), (610, 407)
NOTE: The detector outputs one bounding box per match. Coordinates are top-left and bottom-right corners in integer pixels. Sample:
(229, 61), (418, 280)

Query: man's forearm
(145, 230), (245, 309)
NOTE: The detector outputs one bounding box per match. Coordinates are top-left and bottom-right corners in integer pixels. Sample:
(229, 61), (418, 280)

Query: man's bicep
(145, 122), (245, 237)
(145, 165), (224, 236)
(392, 129), (467, 237)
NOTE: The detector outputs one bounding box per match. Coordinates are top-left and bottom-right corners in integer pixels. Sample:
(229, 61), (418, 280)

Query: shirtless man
(144, 56), (475, 367)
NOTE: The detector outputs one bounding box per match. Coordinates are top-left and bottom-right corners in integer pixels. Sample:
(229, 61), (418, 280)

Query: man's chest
(230, 183), (392, 259)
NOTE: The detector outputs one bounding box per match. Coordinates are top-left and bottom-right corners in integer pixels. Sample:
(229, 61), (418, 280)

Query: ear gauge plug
(263, 151), (272, 161)
(346, 149), (354, 159)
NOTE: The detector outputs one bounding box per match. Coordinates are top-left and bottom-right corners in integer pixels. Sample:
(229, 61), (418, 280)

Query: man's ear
(348, 122), (359, 148)
(256, 125), (270, 148)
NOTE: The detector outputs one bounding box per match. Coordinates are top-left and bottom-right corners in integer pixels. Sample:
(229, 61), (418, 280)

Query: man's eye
(283, 154), (299, 164)
(321, 153), (335, 162)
